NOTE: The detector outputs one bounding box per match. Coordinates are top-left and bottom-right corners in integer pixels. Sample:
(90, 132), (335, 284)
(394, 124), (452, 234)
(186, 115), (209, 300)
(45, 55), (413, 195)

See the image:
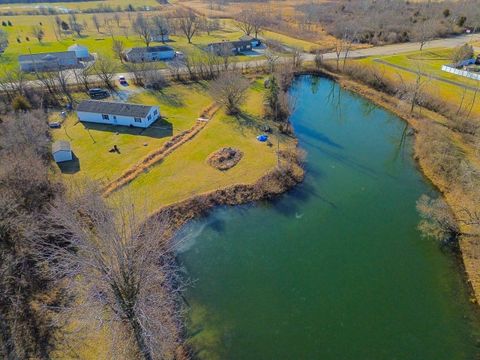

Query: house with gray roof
(52, 140), (72, 163)
(77, 100), (160, 128)
(19, 51), (80, 72)
(125, 46), (175, 63)
(206, 40), (252, 55)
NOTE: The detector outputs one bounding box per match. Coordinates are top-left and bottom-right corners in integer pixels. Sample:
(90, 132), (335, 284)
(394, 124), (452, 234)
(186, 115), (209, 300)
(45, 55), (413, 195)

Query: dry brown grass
(175, 0), (339, 50)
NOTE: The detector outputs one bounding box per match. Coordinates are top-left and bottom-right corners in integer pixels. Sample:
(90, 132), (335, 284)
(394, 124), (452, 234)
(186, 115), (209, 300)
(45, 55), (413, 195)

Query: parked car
(119, 75), (128, 86)
(88, 88), (110, 99)
(49, 122), (61, 129)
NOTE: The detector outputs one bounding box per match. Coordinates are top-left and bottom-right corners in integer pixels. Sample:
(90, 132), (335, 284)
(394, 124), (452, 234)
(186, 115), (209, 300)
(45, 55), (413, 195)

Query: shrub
(451, 43), (474, 63)
(12, 95), (31, 112)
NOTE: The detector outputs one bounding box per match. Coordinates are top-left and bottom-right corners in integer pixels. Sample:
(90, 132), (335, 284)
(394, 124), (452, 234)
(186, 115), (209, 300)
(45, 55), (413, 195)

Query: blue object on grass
(257, 134), (268, 142)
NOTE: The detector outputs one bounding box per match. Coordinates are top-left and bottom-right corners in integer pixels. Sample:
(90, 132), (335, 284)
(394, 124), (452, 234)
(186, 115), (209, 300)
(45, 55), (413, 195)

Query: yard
(51, 82), (213, 181)
(112, 77), (290, 214)
(52, 77), (294, 216)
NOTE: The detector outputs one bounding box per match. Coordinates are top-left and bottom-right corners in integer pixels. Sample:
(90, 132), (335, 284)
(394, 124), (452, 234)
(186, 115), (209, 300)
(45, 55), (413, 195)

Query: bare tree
(113, 13), (121, 28)
(69, 14), (83, 37)
(0, 29), (8, 50)
(397, 63), (430, 113)
(112, 39), (125, 63)
(54, 15), (63, 38)
(153, 16), (170, 43)
(72, 66), (91, 92)
(314, 50), (323, 70)
(92, 14), (101, 33)
(30, 25), (45, 43)
(235, 9), (255, 36)
(210, 71), (250, 114)
(92, 55), (119, 90)
(175, 9), (200, 44)
(54, 68), (74, 105)
(42, 185), (186, 360)
(0, 111), (62, 360)
(413, 18), (437, 51)
(265, 50), (280, 74)
(134, 13), (153, 47)
(291, 47), (303, 70)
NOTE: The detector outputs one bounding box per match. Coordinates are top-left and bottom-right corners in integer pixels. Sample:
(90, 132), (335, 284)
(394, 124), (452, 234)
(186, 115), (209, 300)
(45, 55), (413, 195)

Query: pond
(176, 76), (480, 359)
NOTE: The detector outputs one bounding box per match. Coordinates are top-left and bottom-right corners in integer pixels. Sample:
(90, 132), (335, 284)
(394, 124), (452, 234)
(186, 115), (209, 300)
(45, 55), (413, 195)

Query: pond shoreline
(311, 67), (480, 306)
(154, 70), (478, 357)
(150, 148), (304, 357)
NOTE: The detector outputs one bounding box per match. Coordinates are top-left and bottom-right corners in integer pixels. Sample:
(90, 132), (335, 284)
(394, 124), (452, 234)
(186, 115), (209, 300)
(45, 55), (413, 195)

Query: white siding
(77, 106), (160, 128)
(53, 150), (72, 163)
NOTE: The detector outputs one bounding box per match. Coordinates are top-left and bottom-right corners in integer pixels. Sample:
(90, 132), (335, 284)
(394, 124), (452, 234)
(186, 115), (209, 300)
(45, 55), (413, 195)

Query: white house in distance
(52, 140), (73, 163)
(77, 100), (160, 128)
(125, 45), (175, 63)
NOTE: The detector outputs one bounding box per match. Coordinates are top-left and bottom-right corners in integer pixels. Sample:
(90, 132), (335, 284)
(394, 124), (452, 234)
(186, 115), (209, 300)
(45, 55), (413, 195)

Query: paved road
(11, 33), (480, 91)
(317, 33), (480, 61)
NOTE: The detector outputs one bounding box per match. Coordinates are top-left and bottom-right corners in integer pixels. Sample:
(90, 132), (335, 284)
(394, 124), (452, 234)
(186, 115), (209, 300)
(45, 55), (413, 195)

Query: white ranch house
(77, 100), (160, 128)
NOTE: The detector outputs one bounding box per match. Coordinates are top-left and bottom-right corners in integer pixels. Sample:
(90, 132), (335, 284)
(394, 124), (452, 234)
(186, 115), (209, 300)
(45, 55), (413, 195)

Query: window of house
(134, 117), (142, 122)
(113, 115), (117, 120)
(102, 114), (109, 120)
(148, 115), (152, 120)
(153, 109), (158, 115)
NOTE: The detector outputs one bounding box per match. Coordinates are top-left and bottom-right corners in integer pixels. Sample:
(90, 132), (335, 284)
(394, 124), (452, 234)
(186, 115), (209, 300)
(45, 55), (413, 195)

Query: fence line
(441, 65), (480, 81)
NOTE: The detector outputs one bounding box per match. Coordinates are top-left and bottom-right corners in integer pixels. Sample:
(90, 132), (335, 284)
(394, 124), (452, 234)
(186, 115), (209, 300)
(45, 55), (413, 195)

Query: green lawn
(358, 47), (480, 117)
(51, 82), (213, 181)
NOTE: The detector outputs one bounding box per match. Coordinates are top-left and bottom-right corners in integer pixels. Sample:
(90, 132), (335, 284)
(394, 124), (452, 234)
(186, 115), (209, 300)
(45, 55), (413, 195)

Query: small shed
(68, 44), (90, 60)
(52, 140), (73, 163)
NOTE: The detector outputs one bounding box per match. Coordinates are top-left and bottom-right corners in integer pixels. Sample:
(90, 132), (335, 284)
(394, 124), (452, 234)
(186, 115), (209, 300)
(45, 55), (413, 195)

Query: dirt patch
(207, 147), (243, 171)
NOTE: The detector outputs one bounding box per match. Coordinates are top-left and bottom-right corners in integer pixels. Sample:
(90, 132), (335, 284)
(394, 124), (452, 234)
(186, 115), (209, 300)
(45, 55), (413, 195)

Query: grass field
(0, 13), (263, 72)
(358, 47), (480, 117)
(0, 0), (160, 14)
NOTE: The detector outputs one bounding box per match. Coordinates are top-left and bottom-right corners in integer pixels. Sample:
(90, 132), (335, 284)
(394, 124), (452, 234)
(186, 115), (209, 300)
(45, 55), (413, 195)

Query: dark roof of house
(52, 140), (71, 153)
(239, 35), (259, 42)
(19, 51), (77, 63)
(208, 40), (251, 49)
(77, 100), (155, 118)
(126, 46), (174, 56)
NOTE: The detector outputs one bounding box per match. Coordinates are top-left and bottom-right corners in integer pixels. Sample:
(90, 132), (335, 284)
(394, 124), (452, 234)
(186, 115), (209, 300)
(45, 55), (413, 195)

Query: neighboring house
(19, 51), (79, 72)
(52, 140), (73, 163)
(206, 40), (253, 55)
(77, 100), (160, 128)
(125, 46), (175, 63)
(240, 35), (262, 47)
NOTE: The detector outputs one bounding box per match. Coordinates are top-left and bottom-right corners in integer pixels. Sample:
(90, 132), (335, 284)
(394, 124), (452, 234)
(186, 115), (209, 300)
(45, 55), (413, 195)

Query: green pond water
(175, 76), (480, 359)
